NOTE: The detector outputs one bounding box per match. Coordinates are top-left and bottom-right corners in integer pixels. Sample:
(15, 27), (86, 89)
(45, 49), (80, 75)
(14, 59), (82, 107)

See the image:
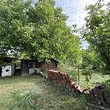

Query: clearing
(0, 75), (108, 110)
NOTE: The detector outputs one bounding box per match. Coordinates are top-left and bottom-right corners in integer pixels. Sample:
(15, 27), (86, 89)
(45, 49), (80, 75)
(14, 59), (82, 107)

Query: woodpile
(48, 70), (85, 93)
(48, 70), (69, 87)
(48, 69), (110, 106)
(89, 85), (110, 105)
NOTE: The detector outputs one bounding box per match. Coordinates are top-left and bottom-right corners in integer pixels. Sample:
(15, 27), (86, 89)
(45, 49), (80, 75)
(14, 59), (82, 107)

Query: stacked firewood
(48, 70), (69, 86)
(48, 70), (110, 105)
(48, 70), (86, 93)
(89, 85), (110, 105)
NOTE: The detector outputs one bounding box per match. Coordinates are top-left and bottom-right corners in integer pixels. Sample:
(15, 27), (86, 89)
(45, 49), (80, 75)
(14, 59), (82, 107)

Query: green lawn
(0, 75), (109, 110)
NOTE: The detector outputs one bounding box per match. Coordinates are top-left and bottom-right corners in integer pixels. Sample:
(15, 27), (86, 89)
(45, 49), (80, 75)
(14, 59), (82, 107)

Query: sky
(55, 0), (109, 48)
(55, 0), (110, 27)
(55, 0), (96, 27)
(33, 0), (109, 27)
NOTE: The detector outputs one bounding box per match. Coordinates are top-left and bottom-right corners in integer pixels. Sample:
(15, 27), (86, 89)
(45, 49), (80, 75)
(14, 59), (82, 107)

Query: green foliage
(105, 80), (110, 89)
(0, 60), (6, 66)
(82, 1), (110, 73)
(80, 47), (105, 86)
(81, 47), (104, 70)
(82, 68), (92, 82)
(0, 0), (33, 55)
(0, 0), (81, 65)
(58, 62), (77, 80)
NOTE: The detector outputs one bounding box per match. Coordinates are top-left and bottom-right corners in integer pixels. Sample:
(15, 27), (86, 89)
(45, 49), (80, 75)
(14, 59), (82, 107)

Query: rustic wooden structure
(38, 58), (59, 69)
(21, 58), (59, 75)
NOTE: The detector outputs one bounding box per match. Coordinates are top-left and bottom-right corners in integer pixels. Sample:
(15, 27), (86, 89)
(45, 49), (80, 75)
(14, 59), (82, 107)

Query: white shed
(1, 65), (15, 77)
(0, 57), (15, 77)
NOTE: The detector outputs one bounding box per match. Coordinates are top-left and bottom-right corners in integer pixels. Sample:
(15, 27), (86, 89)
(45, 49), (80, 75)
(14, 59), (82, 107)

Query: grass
(79, 70), (109, 89)
(0, 75), (40, 110)
(0, 75), (109, 110)
(58, 63), (109, 89)
(10, 91), (40, 110)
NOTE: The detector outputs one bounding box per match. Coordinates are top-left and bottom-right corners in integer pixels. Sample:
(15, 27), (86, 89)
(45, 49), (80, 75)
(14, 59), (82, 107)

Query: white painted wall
(2, 66), (11, 77)
(29, 68), (35, 74)
(1, 65), (15, 77)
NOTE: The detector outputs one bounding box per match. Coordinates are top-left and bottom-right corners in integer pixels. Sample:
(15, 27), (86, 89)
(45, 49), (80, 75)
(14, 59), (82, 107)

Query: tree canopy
(81, 46), (104, 70)
(0, 0), (80, 65)
(82, 1), (110, 72)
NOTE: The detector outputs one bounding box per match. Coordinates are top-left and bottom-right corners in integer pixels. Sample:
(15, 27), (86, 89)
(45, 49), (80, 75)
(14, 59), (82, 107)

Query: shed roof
(21, 58), (59, 63)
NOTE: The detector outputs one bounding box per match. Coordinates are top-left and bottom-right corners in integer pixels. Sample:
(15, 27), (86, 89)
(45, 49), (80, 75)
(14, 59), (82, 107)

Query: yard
(0, 75), (109, 110)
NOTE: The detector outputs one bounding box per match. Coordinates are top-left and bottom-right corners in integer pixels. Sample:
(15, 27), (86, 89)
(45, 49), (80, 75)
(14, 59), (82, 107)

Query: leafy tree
(0, 0), (33, 56)
(81, 46), (104, 70)
(27, 0), (81, 62)
(0, 0), (81, 66)
(82, 2), (110, 73)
